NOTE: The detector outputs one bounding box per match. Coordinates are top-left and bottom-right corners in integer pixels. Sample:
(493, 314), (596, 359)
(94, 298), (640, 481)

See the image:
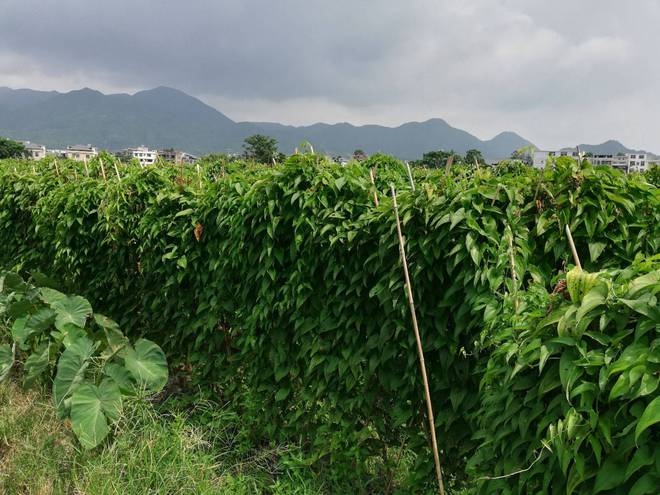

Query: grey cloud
(0, 0), (658, 149)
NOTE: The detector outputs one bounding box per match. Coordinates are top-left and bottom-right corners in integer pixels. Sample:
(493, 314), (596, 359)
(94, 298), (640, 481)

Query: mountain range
(0, 86), (652, 160)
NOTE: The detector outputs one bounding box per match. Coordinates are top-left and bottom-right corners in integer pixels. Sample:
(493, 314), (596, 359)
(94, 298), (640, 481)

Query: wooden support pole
(99, 158), (107, 181)
(404, 161), (416, 191)
(113, 159), (121, 180)
(390, 185), (446, 495)
(369, 168), (379, 206)
(83, 157), (90, 176)
(444, 154), (454, 176)
(565, 224), (582, 269)
(54, 159), (60, 176)
(507, 230), (519, 312)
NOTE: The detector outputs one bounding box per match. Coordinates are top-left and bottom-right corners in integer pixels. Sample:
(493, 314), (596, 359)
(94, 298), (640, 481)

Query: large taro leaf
(53, 322), (87, 349)
(0, 343), (14, 382)
(70, 378), (122, 449)
(121, 339), (168, 392)
(53, 336), (95, 418)
(39, 287), (67, 306)
(40, 288), (92, 330)
(53, 297), (92, 331)
(94, 314), (128, 354)
(10, 317), (29, 347)
(30, 271), (61, 290)
(23, 342), (50, 385)
(103, 362), (135, 394)
(0, 272), (27, 293)
(11, 308), (56, 349)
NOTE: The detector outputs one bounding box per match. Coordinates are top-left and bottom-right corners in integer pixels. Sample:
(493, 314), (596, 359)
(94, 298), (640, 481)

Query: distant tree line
(0, 136), (26, 159)
(411, 148), (486, 168)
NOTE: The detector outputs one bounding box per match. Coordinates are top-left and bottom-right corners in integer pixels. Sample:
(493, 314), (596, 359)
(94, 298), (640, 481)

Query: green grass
(0, 381), (329, 494)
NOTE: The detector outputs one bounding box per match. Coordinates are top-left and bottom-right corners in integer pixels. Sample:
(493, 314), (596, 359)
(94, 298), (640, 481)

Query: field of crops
(0, 154), (658, 493)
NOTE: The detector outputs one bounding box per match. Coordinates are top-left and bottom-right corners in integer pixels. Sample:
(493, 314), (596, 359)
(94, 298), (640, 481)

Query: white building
(533, 149), (649, 172)
(532, 150), (580, 169)
(590, 153), (648, 173)
(65, 144), (98, 161)
(22, 141), (47, 160)
(158, 148), (198, 165)
(116, 146), (158, 166)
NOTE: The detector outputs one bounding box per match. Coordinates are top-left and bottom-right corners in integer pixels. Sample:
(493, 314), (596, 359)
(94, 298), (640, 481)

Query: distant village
(21, 142), (198, 167)
(17, 139), (659, 174)
(532, 149), (654, 173)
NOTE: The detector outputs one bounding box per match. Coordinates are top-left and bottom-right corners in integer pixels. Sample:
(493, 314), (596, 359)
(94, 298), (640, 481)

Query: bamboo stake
(474, 158), (480, 170)
(54, 159), (60, 176)
(507, 230), (519, 312)
(99, 157), (107, 181)
(369, 168), (379, 206)
(196, 164), (202, 188)
(390, 185), (446, 495)
(83, 156), (90, 176)
(565, 224), (582, 269)
(444, 154), (454, 176)
(404, 161), (416, 191)
(113, 159), (121, 180)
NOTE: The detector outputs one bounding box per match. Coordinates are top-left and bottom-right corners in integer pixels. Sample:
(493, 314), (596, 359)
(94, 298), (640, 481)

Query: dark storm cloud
(0, 0), (658, 149)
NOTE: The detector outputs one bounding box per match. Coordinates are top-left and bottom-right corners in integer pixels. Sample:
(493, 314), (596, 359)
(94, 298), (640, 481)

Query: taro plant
(0, 270), (168, 449)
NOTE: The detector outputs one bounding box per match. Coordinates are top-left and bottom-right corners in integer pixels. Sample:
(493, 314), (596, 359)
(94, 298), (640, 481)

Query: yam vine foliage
(0, 270), (168, 449)
(0, 154), (658, 492)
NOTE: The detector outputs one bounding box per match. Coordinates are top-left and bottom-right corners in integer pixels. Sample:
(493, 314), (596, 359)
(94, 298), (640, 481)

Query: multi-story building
(116, 146), (158, 166)
(590, 153), (648, 173)
(65, 144), (98, 161)
(158, 148), (198, 165)
(533, 150), (649, 172)
(532, 150), (580, 169)
(22, 141), (47, 160)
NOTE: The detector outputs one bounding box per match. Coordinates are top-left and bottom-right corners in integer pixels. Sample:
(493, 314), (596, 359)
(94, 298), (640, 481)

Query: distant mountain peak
(68, 87), (103, 96)
(135, 86), (188, 97)
(0, 85), (540, 159)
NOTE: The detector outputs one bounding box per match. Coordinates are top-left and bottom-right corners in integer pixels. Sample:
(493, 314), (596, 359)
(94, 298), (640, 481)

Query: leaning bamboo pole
(99, 158), (107, 181)
(444, 154), (454, 176)
(565, 224), (582, 269)
(369, 168), (379, 206)
(113, 159), (121, 180)
(404, 161), (416, 191)
(390, 185), (446, 495)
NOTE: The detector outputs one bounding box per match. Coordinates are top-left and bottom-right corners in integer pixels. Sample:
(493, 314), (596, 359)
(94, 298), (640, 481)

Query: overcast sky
(1, 0), (658, 150)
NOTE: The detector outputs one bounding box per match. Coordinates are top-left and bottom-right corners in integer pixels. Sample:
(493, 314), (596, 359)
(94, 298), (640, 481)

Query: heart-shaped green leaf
(52, 295), (93, 331)
(94, 314), (128, 354)
(53, 336), (95, 417)
(70, 378), (122, 449)
(0, 272), (27, 293)
(121, 339), (168, 392)
(23, 342), (50, 385)
(103, 362), (135, 394)
(41, 288), (92, 330)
